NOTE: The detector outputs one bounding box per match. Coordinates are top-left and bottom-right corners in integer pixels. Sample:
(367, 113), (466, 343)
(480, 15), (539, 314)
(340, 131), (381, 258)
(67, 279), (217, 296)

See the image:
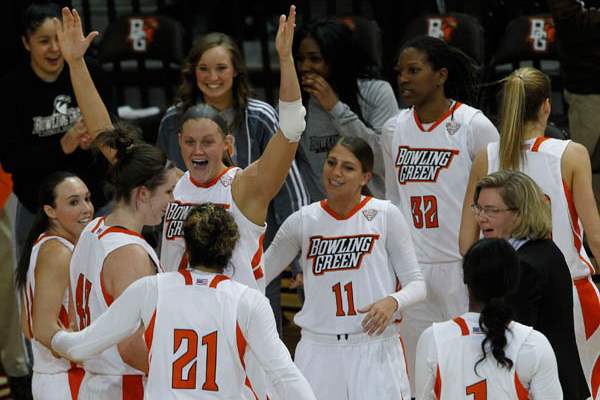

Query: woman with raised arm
(264, 136), (425, 399)
(160, 5), (305, 293)
(53, 9), (178, 399)
(381, 35), (499, 390)
(16, 172), (93, 400)
(49, 204), (316, 400)
(416, 238), (562, 399)
(459, 66), (600, 398)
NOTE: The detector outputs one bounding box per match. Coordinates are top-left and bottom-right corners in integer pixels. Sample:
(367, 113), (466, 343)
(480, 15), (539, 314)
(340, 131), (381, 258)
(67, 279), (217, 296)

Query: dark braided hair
(400, 36), (478, 105)
(462, 238), (520, 373)
(183, 203), (239, 272)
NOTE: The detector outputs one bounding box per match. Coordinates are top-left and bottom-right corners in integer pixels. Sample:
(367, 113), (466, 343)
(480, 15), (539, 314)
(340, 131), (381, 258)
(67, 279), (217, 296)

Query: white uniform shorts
(77, 372), (144, 400)
(398, 260), (469, 392)
(294, 329), (411, 400)
(573, 275), (600, 399)
(32, 367), (84, 400)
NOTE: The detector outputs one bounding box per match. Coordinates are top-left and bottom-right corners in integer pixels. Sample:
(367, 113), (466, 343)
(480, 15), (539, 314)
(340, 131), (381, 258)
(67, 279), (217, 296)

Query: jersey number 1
(75, 274), (92, 330)
(172, 329), (218, 391)
(332, 282), (356, 316)
(466, 379), (487, 399)
(410, 195), (439, 229)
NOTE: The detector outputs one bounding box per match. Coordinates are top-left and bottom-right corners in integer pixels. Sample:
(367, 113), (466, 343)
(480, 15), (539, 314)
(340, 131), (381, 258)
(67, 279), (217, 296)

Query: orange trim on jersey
(177, 253), (189, 272)
(100, 269), (114, 307)
(122, 375), (144, 400)
(209, 274), (230, 288)
(530, 136), (550, 152)
(562, 180), (594, 275)
(236, 322), (259, 400)
(25, 286), (34, 338)
(413, 102), (462, 132)
(189, 167), (234, 188)
(434, 365), (441, 399)
(145, 310), (156, 352)
(91, 217), (105, 234)
(591, 354), (600, 399)
(320, 196), (373, 220)
(67, 366), (84, 400)
(574, 276), (600, 339)
(58, 305), (69, 328)
(453, 317), (469, 336)
(33, 232), (75, 246)
(251, 234), (265, 281)
(98, 226), (144, 240)
(179, 269), (193, 285)
(514, 373), (528, 400)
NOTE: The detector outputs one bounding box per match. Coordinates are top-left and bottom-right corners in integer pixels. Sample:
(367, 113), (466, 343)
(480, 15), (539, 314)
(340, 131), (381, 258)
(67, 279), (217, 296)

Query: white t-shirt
(52, 271), (316, 400)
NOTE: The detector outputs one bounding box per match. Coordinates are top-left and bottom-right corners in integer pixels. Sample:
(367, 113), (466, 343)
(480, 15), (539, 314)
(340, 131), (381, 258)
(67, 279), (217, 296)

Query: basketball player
(160, 5), (306, 295)
(49, 204), (316, 400)
(264, 136), (426, 399)
(460, 66), (600, 399)
(16, 172), (92, 399)
(416, 238), (562, 399)
(381, 35), (499, 389)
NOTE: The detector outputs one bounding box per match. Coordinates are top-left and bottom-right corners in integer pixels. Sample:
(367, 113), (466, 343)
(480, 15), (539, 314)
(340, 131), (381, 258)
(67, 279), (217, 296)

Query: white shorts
(294, 329), (411, 400)
(77, 372), (144, 400)
(398, 260), (469, 392)
(572, 276), (600, 399)
(32, 367), (84, 400)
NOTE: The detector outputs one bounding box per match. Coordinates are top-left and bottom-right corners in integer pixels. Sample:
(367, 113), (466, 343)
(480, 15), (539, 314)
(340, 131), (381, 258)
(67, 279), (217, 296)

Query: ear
(43, 204), (56, 220)
(135, 186), (151, 205)
(22, 36), (31, 52)
(437, 67), (449, 87)
(224, 134), (235, 158)
(361, 171), (373, 187)
(543, 97), (551, 116)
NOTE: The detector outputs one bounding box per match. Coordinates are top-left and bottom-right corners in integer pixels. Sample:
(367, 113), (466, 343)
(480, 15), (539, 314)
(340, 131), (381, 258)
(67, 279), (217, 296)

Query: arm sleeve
(241, 289), (316, 400)
(415, 327), (437, 400)
(467, 113), (499, 161)
(385, 204), (426, 310)
(329, 80), (398, 181)
(264, 210), (303, 285)
(516, 330), (563, 400)
(51, 276), (156, 362)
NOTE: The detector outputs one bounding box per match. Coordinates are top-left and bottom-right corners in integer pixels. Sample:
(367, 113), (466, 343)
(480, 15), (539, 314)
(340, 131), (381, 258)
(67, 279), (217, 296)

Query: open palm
(54, 8), (98, 64)
(275, 5), (296, 60)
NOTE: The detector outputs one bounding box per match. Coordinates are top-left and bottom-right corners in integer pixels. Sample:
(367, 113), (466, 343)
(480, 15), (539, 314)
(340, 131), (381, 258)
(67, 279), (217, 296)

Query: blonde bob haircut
(498, 67), (551, 170)
(474, 170), (551, 240)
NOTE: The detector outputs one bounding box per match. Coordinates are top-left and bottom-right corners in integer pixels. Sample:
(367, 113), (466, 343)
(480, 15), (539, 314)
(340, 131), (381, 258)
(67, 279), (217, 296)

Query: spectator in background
(0, 3), (111, 259)
(0, 166), (32, 400)
(293, 18), (398, 201)
(157, 31), (308, 335)
(548, 0), (600, 204)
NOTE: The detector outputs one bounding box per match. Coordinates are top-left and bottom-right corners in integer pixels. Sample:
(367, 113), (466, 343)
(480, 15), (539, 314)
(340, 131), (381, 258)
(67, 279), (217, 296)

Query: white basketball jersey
(385, 103), (481, 263)
(161, 168), (266, 292)
(25, 234), (73, 374)
(69, 217), (160, 375)
(432, 315), (532, 399)
(487, 137), (594, 279)
(293, 197), (400, 335)
(144, 270), (258, 399)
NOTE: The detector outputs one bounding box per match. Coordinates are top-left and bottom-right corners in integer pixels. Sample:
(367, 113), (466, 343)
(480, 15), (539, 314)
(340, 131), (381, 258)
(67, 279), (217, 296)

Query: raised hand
(275, 5), (296, 60)
(54, 8), (98, 64)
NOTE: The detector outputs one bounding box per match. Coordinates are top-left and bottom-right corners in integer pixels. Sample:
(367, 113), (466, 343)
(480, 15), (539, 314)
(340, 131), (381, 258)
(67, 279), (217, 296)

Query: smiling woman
(15, 171), (93, 400)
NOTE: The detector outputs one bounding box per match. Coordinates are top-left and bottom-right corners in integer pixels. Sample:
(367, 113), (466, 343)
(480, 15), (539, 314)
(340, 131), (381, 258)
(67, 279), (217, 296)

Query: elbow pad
(279, 99), (306, 142)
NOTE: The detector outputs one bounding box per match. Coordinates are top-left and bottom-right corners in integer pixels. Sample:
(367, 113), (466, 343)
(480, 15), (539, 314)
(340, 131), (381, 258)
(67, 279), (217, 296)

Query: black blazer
(509, 239), (590, 400)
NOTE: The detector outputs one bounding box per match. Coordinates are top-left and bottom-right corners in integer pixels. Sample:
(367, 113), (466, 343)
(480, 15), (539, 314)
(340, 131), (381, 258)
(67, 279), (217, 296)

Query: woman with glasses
(459, 66), (600, 398)
(467, 170), (589, 399)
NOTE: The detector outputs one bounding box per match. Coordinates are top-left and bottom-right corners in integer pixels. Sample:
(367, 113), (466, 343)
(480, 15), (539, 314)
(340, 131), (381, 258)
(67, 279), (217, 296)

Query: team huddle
(14, 4), (600, 400)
